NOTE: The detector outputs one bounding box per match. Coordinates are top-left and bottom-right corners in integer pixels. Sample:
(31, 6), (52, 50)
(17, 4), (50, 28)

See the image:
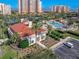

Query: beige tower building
(37, 0), (42, 13)
(0, 3), (11, 15)
(52, 5), (69, 13)
(19, 0), (28, 14)
(29, 0), (36, 13)
(18, 0), (42, 14)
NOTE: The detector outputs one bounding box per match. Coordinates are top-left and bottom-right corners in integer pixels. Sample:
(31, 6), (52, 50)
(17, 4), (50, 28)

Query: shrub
(50, 34), (59, 40)
(67, 31), (79, 36)
(48, 30), (63, 40)
(18, 39), (29, 48)
(55, 30), (65, 34)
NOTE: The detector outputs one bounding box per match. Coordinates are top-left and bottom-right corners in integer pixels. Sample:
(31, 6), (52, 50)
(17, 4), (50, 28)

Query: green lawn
(66, 30), (79, 39)
(63, 33), (70, 38)
(48, 29), (79, 40)
(62, 31), (79, 39)
(64, 33), (79, 39)
(0, 45), (17, 59)
(68, 34), (79, 39)
(48, 30), (64, 41)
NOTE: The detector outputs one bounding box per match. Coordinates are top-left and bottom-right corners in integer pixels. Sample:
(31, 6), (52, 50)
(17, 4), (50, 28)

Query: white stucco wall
(8, 28), (47, 46)
(26, 34), (36, 46)
(8, 28), (13, 35)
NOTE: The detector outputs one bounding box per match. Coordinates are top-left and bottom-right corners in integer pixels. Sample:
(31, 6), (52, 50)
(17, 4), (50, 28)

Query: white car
(63, 42), (74, 48)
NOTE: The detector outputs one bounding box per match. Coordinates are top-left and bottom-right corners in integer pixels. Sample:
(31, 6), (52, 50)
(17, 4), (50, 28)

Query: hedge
(48, 30), (63, 40)
(67, 31), (79, 36)
(55, 30), (65, 34)
(18, 40), (29, 48)
(50, 34), (59, 40)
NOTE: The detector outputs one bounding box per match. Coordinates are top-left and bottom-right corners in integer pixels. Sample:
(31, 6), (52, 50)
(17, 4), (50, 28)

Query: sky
(0, 0), (79, 10)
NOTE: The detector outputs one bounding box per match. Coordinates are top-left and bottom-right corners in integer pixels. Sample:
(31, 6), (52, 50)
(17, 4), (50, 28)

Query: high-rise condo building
(19, 0), (28, 14)
(36, 0), (42, 13)
(51, 5), (69, 13)
(0, 3), (11, 15)
(18, 0), (42, 14)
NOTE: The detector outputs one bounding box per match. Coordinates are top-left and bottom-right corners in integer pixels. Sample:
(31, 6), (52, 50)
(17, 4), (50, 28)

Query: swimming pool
(48, 21), (64, 29)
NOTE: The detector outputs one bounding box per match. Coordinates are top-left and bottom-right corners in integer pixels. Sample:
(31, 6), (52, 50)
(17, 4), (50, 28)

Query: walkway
(37, 37), (72, 52)
(49, 37), (72, 51)
(36, 42), (47, 49)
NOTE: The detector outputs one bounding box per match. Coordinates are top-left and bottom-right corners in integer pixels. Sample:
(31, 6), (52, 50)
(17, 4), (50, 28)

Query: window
(31, 40), (34, 43)
(37, 37), (40, 41)
(41, 36), (45, 39)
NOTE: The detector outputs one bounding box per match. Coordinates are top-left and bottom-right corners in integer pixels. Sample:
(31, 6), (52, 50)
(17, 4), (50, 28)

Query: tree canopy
(18, 39), (29, 48)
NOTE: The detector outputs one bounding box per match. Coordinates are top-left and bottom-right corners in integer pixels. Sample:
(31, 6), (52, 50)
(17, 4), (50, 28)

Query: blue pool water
(48, 21), (64, 29)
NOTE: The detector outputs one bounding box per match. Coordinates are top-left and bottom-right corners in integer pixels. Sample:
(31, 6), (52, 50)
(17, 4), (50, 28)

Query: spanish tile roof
(10, 23), (35, 37)
(10, 23), (46, 37)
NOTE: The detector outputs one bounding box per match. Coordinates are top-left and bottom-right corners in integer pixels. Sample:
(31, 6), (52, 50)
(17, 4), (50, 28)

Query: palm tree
(32, 19), (42, 41)
(41, 14), (51, 25)
(10, 32), (19, 43)
(47, 25), (52, 30)
(0, 19), (8, 38)
(65, 17), (73, 26)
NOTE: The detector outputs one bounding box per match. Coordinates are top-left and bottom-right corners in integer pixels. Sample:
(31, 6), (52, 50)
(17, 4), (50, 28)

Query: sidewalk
(36, 42), (47, 49)
(49, 37), (72, 51)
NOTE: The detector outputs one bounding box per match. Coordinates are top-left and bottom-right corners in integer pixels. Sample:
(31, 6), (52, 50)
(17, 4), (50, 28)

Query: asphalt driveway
(54, 39), (79, 59)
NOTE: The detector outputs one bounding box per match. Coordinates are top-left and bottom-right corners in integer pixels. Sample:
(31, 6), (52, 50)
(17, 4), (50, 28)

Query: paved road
(54, 39), (79, 59)
(49, 37), (71, 50)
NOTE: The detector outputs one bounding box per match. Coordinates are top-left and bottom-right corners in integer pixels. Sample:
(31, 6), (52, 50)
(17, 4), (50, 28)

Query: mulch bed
(10, 43), (44, 55)
(41, 39), (59, 48)
(21, 44), (44, 55)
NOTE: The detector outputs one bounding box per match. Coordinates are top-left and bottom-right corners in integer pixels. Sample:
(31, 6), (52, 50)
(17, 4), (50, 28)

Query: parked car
(63, 42), (74, 48)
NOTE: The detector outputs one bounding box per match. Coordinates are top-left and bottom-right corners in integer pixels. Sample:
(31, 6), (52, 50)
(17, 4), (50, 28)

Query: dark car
(63, 42), (74, 48)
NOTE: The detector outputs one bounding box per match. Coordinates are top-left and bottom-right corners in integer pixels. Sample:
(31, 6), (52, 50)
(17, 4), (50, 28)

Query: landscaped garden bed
(55, 30), (65, 34)
(18, 40), (29, 48)
(19, 44), (44, 58)
(47, 30), (64, 41)
(41, 38), (59, 48)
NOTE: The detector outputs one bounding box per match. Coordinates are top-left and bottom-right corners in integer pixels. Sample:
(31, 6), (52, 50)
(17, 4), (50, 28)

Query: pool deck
(48, 21), (64, 29)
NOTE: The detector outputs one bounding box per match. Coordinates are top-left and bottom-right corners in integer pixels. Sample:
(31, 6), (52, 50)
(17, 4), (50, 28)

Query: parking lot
(54, 39), (79, 59)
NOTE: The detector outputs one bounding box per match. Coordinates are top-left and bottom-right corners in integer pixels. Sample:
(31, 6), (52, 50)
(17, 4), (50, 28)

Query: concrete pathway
(49, 37), (72, 51)
(36, 42), (47, 49)
(37, 37), (72, 52)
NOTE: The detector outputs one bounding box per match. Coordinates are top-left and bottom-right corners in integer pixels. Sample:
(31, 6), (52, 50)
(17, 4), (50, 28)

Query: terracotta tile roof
(37, 29), (46, 33)
(10, 23), (46, 38)
(10, 23), (35, 37)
